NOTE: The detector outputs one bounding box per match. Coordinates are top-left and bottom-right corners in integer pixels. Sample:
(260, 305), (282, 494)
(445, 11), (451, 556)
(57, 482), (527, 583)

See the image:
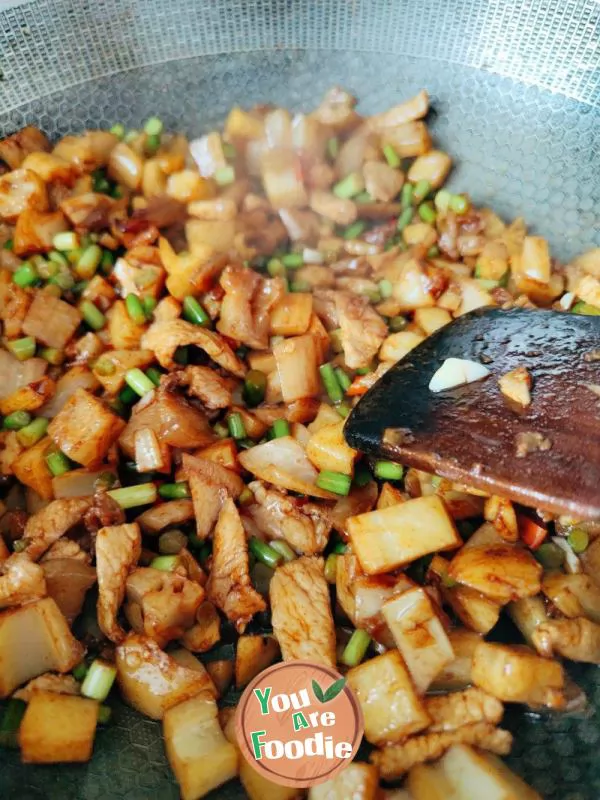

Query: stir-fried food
(0, 87), (597, 799)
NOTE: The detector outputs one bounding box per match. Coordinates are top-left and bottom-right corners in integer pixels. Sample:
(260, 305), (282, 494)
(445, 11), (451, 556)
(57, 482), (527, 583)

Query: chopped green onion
(326, 137), (339, 160)
(16, 416), (49, 448)
(214, 165), (235, 186)
(79, 300), (106, 331)
(332, 172), (364, 199)
(222, 142), (237, 160)
(355, 365), (372, 375)
(213, 421), (229, 439)
(378, 279), (393, 299)
(12, 262), (38, 287)
(434, 189), (452, 213)
(396, 207), (413, 232)
(3, 411), (32, 430)
(146, 367), (162, 387)
(316, 470), (352, 496)
(7, 336), (36, 361)
(353, 463), (372, 487)
(182, 295), (210, 326)
(290, 279), (311, 292)
(239, 487), (254, 507)
(94, 357), (116, 377)
(400, 182), (414, 209)
(271, 418), (290, 439)
(110, 122), (125, 139)
(125, 368), (155, 397)
(364, 289), (382, 304)
(267, 258), (286, 278)
(40, 347), (64, 365)
(52, 231), (79, 252)
(249, 537), (283, 569)
(72, 661), (89, 681)
(329, 328), (344, 353)
(92, 169), (111, 194)
(158, 482), (190, 500)
(3, 239), (13, 251)
(389, 314), (408, 332)
(324, 553), (339, 583)
(243, 370), (267, 408)
(124, 129), (139, 144)
(125, 293), (147, 325)
(107, 483), (157, 509)
(150, 555), (181, 571)
(341, 629), (371, 667)
(49, 268), (76, 291)
(567, 528), (589, 554)
(374, 461), (404, 481)
(144, 116), (163, 137)
(427, 245), (440, 258)
(331, 539), (348, 554)
(334, 367), (352, 392)
(412, 179), (431, 203)
(76, 244), (102, 279)
(100, 249), (115, 275)
(158, 529), (187, 555)
(281, 252), (304, 269)
(354, 191), (373, 204)
(97, 705), (112, 725)
(227, 412), (246, 440)
(319, 363), (344, 404)
(48, 250), (69, 267)
(269, 540), (296, 563)
(336, 402), (351, 418)
(46, 449), (72, 477)
(449, 194), (470, 214)
(145, 133), (161, 155)
(418, 201), (437, 224)
(0, 698), (27, 748)
(382, 143), (401, 168)
(142, 296), (157, 317)
(342, 220), (367, 240)
(32, 255), (53, 275)
(81, 659), (117, 702)
(535, 542), (565, 569)
(119, 385), (138, 405)
(572, 301), (600, 316)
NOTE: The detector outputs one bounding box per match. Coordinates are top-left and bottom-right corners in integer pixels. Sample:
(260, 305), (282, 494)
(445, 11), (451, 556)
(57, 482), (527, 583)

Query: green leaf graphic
(323, 677), (346, 702)
(312, 679), (325, 703)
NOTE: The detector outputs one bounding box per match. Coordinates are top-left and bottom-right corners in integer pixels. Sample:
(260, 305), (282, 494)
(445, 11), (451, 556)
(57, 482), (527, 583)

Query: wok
(0, 0), (599, 797)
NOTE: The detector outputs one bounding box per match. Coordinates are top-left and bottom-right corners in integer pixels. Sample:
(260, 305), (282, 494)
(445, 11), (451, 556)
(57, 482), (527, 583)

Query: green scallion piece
(0, 698), (27, 748)
(324, 553), (339, 584)
(342, 220), (367, 240)
(214, 165), (235, 186)
(326, 136), (339, 160)
(107, 483), (157, 509)
(76, 244), (102, 279)
(396, 207), (414, 232)
(329, 328), (344, 353)
(124, 129), (139, 144)
(271, 418), (290, 439)
(79, 300), (106, 331)
(290, 279), (311, 293)
(331, 539), (348, 554)
(72, 662), (89, 681)
(40, 347), (64, 366)
(97, 705), (112, 725)
(52, 231), (79, 252)
(125, 293), (147, 325)
(239, 487), (254, 507)
(3, 239), (13, 251)
(16, 416), (49, 448)
(355, 365), (372, 375)
(49, 268), (75, 291)
(142, 296), (157, 317)
(281, 252), (304, 269)
(124, 368), (156, 397)
(242, 370), (267, 408)
(145, 133), (161, 155)
(7, 336), (36, 361)
(389, 314), (408, 332)
(249, 537), (283, 569)
(434, 188), (452, 213)
(213, 421), (229, 439)
(269, 539), (296, 563)
(46, 449), (72, 477)
(150, 555), (180, 572)
(3, 411), (32, 430)
(144, 117), (163, 137)
(341, 629), (371, 667)
(319, 362), (344, 404)
(222, 142), (237, 160)
(535, 542), (565, 570)
(334, 367), (352, 392)
(336, 402), (351, 418)
(418, 201), (437, 224)
(374, 461), (404, 481)
(110, 122), (125, 139)
(227, 412), (246, 440)
(400, 182), (413, 209)
(567, 528), (589, 554)
(94, 357), (116, 377)
(100, 249), (115, 275)
(316, 470), (352, 496)
(182, 295), (210, 326)
(146, 367), (162, 387)
(427, 245), (440, 258)
(332, 172), (364, 199)
(81, 659), (117, 702)
(119, 385), (138, 406)
(12, 262), (38, 288)
(382, 143), (401, 168)
(412, 179), (431, 203)
(158, 482), (190, 500)
(572, 301), (600, 316)
(449, 193), (470, 214)
(48, 250), (69, 267)
(378, 278), (393, 299)
(354, 190), (373, 204)
(267, 258), (286, 278)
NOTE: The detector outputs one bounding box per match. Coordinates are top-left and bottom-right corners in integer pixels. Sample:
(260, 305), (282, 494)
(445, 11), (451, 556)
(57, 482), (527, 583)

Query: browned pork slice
(217, 264), (285, 350)
(335, 290), (388, 369)
(23, 497), (93, 561)
(96, 523), (142, 643)
(0, 553), (46, 608)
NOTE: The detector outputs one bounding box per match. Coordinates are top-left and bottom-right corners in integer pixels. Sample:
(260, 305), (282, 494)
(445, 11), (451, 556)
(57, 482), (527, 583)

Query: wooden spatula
(344, 308), (600, 519)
